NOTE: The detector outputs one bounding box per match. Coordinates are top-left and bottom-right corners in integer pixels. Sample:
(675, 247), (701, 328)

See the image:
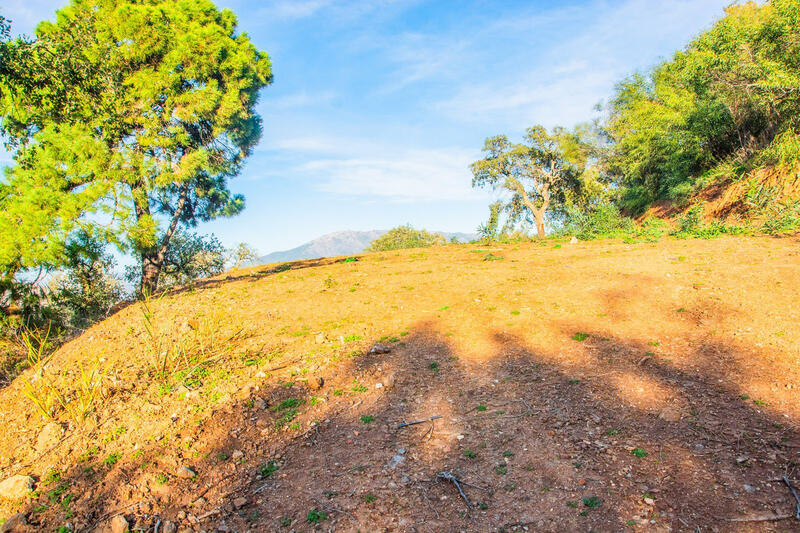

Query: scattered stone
(388, 454), (405, 469)
(369, 344), (391, 355)
(0, 475), (34, 500)
(744, 484), (755, 493)
(110, 514), (129, 533)
(643, 497), (655, 506)
(375, 382), (383, 389)
(35, 422), (64, 453)
(233, 497), (248, 508)
(315, 333), (325, 344)
(254, 398), (267, 410)
(161, 521), (177, 533)
(176, 466), (196, 479)
(570, 236), (579, 244)
(659, 408), (681, 422)
(231, 450), (244, 460)
(308, 377), (324, 390)
(0, 512), (27, 533)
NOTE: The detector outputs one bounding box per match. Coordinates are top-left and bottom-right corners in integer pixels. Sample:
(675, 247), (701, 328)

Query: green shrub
(561, 203), (634, 240)
(366, 225), (446, 252)
(759, 201), (800, 234)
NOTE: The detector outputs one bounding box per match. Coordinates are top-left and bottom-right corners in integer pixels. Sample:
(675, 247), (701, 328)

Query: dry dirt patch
(0, 236), (799, 532)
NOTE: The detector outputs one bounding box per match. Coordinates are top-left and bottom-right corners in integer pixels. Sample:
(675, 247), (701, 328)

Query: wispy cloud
(267, 136), (481, 202)
(378, 0), (729, 128)
(258, 0), (335, 19)
(266, 90), (337, 109)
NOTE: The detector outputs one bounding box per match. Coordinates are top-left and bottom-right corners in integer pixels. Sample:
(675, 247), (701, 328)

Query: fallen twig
(397, 415), (442, 429)
(312, 496), (356, 520)
(720, 513), (793, 522)
(435, 471), (486, 510)
(415, 480), (440, 519)
(784, 476), (800, 519)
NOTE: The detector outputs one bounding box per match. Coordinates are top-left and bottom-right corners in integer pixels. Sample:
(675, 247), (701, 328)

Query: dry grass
(0, 235), (799, 531)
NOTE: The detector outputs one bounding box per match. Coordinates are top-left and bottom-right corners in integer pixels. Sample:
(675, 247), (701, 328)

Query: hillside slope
(253, 230), (477, 264)
(1, 236), (799, 532)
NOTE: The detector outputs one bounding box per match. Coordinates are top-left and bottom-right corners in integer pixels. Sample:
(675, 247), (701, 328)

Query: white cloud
(261, 0), (334, 19)
(266, 90), (337, 109)
(265, 136), (482, 202)
(409, 0), (729, 128)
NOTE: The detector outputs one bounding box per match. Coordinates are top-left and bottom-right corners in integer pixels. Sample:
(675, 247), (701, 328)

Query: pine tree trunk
(139, 252), (161, 296)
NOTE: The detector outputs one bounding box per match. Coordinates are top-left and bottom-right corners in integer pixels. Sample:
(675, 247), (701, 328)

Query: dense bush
(366, 225), (446, 252)
(606, 1), (800, 213)
(560, 203), (634, 240)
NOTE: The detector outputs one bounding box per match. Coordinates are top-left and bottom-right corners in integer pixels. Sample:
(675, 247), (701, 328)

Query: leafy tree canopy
(606, 0), (800, 214)
(0, 0), (272, 295)
(471, 124), (606, 238)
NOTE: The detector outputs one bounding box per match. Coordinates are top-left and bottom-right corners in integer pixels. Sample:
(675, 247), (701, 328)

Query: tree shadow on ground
(17, 312), (800, 532)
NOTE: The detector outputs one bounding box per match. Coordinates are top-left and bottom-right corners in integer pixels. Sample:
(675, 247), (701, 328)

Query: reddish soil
(1, 235), (799, 532)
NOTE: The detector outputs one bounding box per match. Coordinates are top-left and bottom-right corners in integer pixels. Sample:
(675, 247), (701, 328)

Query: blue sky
(3, 0), (731, 255)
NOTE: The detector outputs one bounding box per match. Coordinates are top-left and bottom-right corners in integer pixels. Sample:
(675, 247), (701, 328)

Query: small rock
(388, 454), (405, 469)
(744, 484), (755, 493)
(0, 475), (34, 500)
(659, 408), (681, 422)
(375, 382), (383, 389)
(233, 497), (247, 508)
(643, 497), (655, 506)
(110, 514), (129, 533)
(315, 333), (325, 344)
(254, 398), (267, 410)
(160, 522), (176, 533)
(570, 236), (579, 244)
(217, 525), (230, 532)
(0, 512), (27, 533)
(36, 422), (64, 453)
(369, 344), (391, 355)
(382, 373), (396, 389)
(231, 450), (244, 460)
(176, 466), (196, 479)
(308, 377), (324, 390)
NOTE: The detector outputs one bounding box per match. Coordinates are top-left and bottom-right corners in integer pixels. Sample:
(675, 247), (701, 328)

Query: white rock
(110, 514), (129, 533)
(0, 475), (34, 501)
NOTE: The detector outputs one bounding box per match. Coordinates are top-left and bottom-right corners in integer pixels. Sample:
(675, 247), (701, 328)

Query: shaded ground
(0, 235), (799, 532)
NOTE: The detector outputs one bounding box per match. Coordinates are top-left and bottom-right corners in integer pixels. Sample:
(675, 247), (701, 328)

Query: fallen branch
(720, 513), (793, 522)
(784, 476), (800, 519)
(397, 415), (442, 429)
(435, 471), (486, 510)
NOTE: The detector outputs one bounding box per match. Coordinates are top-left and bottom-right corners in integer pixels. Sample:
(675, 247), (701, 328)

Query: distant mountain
(253, 229), (477, 265)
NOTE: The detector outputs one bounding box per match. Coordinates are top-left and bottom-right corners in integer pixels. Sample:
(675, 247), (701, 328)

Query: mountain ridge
(252, 229), (477, 265)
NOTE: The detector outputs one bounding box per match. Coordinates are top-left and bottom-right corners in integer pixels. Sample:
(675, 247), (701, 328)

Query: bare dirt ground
(1, 235), (799, 532)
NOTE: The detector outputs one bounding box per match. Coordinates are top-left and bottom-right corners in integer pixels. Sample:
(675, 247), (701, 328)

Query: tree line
(471, 0), (800, 236)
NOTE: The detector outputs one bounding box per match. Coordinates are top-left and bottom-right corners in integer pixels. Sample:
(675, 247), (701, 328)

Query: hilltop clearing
(1, 236), (799, 532)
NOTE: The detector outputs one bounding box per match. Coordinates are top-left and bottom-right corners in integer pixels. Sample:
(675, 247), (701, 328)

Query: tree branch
(157, 181), (190, 264)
